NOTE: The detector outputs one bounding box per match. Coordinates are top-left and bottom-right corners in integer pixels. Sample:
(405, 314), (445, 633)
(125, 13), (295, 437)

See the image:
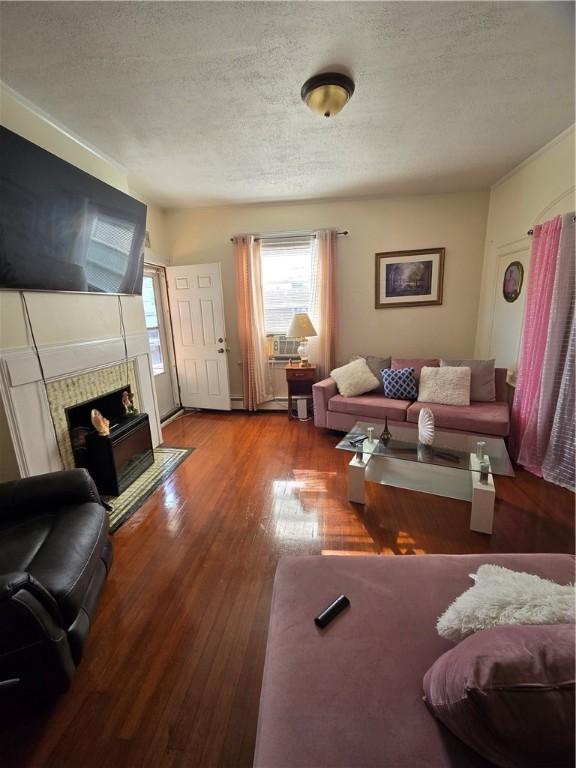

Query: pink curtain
(234, 236), (273, 410)
(510, 214), (564, 473)
(308, 230), (336, 379)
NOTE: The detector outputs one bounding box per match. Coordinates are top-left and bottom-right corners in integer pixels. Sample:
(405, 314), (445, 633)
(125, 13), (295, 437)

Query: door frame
(166, 262), (231, 411)
(144, 262), (181, 419)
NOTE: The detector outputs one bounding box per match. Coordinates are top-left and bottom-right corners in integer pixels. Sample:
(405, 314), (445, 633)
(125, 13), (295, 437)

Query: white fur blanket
(437, 564), (575, 642)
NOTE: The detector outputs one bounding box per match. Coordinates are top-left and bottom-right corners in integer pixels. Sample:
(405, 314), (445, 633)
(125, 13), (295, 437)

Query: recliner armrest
(0, 571), (63, 626)
(0, 573), (75, 690)
(0, 469), (101, 518)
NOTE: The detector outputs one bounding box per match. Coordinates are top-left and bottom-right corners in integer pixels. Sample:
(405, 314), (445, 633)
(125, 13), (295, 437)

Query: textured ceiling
(0, 1), (574, 207)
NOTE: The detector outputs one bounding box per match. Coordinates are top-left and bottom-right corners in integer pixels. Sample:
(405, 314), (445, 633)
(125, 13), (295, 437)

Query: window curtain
(234, 236), (273, 410)
(308, 230), (336, 379)
(510, 213), (575, 490)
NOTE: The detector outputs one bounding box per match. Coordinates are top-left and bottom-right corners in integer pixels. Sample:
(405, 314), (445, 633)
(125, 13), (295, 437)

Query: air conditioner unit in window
(268, 335), (300, 360)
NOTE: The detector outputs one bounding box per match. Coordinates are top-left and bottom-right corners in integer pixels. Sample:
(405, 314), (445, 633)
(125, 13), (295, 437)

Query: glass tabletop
(336, 421), (515, 477)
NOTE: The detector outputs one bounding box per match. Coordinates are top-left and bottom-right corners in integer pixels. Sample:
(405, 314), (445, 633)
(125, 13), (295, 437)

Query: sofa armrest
(0, 469), (102, 518)
(0, 571), (63, 626)
(313, 378), (338, 428)
(0, 573), (75, 691)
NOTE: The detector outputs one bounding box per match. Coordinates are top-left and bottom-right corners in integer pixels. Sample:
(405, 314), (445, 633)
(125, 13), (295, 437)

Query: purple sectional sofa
(313, 360), (510, 437)
(254, 553), (574, 768)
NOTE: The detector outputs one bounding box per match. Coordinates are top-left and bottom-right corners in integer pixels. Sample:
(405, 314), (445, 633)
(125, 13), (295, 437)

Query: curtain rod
(527, 215), (576, 235)
(230, 230), (349, 242)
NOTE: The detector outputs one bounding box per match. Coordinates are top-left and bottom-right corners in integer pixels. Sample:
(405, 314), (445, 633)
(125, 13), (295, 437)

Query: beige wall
(474, 126), (575, 368)
(0, 88), (168, 479)
(166, 190), (489, 398)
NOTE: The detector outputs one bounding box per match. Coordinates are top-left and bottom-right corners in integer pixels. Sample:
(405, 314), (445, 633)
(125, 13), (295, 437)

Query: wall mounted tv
(0, 126), (146, 295)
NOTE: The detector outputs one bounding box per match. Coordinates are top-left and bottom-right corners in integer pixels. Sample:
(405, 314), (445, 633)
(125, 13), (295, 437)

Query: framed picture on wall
(375, 248), (445, 309)
(502, 260), (524, 303)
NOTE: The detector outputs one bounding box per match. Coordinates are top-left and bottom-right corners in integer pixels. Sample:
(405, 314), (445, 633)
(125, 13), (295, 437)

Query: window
(142, 274), (165, 375)
(261, 236), (314, 341)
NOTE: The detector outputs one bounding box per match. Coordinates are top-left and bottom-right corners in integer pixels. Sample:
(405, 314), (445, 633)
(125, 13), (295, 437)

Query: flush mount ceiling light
(301, 72), (355, 118)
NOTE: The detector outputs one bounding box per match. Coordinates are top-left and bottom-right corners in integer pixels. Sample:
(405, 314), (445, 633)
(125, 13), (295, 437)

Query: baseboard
(161, 408), (184, 425)
(231, 396), (288, 412)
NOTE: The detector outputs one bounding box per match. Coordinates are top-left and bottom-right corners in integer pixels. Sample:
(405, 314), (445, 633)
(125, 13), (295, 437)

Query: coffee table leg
(470, 472), (495, 534)
(348, 455), (368, 504)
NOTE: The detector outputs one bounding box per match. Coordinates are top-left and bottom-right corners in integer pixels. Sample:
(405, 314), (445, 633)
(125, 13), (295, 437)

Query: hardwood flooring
(2, 412), (574, 767)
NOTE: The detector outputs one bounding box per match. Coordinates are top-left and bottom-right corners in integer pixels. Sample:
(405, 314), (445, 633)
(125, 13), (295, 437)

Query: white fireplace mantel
(0, 333), (163, 478)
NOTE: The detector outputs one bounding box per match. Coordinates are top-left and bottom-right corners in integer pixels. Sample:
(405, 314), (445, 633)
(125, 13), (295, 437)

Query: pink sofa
(254, 554), (574, 768)
(313, 362), (510, 438)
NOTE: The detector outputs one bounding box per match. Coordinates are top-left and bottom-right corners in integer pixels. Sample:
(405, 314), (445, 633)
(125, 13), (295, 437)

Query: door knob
(218, 337), (224, 343)
(217, 348), (225, 354)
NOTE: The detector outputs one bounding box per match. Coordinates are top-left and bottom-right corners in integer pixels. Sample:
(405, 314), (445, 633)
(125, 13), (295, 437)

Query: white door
(166, 263), (231, 410)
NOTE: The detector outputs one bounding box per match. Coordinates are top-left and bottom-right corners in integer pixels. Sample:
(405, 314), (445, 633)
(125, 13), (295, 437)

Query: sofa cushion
(441, 359), (496, 402)
(328, 393), (410, 421)
(392, 357), (438, 382)
(437, 564), (576, 642)
(418, 366), (471, 406)
(0, 513), (55, 574)
(351, 355), (391, 393)
(330, 358), (379, 397)
(423, 624), (575, 768)
(382, 368), (418, 400)
(407, 400), (510, 437)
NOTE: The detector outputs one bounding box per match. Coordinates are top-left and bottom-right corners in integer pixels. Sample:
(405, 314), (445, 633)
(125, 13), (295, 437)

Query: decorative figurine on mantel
(91, 408), (110, 436)
(122, 390), (138, 415)
(380, 416), (392, 446)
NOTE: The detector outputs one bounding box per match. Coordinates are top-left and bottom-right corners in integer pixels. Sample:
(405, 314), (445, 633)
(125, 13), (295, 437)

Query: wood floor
(3, 412), (574, 768)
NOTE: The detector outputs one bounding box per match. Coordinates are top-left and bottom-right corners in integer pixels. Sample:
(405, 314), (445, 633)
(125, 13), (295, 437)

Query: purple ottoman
(254, 554), (574, 768)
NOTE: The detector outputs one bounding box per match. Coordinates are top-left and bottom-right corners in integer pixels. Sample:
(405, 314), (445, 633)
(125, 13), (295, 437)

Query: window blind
(260, 236), (314, 334)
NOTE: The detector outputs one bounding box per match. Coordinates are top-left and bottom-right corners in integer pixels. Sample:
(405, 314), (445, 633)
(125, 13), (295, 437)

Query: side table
(285, 365), (317, 421)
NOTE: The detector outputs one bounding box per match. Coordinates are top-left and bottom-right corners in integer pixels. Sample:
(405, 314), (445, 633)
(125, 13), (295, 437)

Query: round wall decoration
(503, 261), (524, 303)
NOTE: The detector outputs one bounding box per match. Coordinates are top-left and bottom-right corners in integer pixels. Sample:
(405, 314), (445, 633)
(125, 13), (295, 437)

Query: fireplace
(0, 331), (162, 480)
(66, 386), (154, 496)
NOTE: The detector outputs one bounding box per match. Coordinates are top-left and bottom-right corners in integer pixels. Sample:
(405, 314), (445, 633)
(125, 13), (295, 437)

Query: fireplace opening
(66, 385), (154, 496)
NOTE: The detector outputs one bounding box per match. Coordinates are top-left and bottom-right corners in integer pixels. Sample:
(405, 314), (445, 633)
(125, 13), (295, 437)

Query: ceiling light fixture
(301, 72), (355, 118)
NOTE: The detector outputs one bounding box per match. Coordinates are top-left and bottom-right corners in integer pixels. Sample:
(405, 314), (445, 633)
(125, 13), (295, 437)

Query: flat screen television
(0, 126), (147, 295)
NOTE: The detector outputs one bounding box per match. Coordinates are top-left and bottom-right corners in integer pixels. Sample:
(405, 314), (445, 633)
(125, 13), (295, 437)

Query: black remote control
(314, 595), (350, 628)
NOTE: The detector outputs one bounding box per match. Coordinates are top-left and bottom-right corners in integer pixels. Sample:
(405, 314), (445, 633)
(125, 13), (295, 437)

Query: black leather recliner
(0, 469), (113, 695)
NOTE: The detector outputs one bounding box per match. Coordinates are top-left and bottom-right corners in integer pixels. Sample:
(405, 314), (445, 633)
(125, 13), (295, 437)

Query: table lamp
(287, 312), (317, 367)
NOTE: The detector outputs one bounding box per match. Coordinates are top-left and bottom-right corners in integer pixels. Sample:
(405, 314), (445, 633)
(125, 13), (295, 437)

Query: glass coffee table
(336, 421), (514, 534)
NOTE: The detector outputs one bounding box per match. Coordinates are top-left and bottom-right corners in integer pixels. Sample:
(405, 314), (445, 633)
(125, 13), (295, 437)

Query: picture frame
(502, 260), (524, 303)
(375, 248), (445, 309)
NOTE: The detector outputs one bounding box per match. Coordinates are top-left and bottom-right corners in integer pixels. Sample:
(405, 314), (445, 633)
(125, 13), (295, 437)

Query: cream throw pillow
(437, 565), (576, 642)
(330, 358), (379, 398)
(418, 366), (471, 406)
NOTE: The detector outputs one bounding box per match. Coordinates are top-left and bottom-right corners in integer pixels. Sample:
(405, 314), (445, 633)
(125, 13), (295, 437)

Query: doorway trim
(144, 263), (181, 419)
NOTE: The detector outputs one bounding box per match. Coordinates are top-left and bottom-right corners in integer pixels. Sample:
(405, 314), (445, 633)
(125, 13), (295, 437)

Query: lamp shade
(287, 312), (317, 338)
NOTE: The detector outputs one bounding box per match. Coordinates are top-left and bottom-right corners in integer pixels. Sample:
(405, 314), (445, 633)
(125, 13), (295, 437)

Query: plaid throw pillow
(381, 367), (417, 400)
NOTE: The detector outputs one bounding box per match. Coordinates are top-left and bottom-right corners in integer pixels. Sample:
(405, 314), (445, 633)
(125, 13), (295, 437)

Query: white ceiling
(0, 1), (573, 208)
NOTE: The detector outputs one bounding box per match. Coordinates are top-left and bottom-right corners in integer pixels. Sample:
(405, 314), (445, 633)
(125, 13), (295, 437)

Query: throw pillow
(418, 366), (471, 406)
(330, 358), (380, 398)
(351, 355), (391, 393)
(437, 564), (576, 642)
(423, 624), (575, 768)
(381, 368), (417, 400)
(391, 358), (438, 383)
(441, 358), (496, 402)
